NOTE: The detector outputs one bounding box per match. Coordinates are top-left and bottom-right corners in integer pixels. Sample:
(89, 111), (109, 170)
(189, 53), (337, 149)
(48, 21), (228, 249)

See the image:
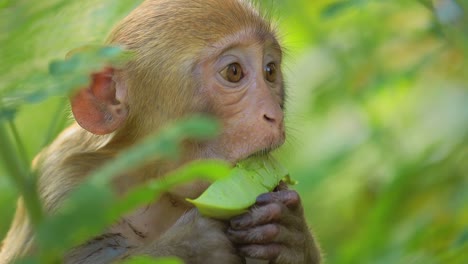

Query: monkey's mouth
(246, 148), (273, 159)
(201, 134), (285, 165)
(238, 135), (285, 163)
(243, 143), (282, 163)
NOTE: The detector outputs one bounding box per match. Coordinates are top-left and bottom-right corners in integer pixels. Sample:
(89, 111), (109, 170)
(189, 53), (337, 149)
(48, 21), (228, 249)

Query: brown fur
(1, 1), (320, 263)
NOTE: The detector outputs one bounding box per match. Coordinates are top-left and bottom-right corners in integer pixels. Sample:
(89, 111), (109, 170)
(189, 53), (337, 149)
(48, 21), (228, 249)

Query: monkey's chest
(108, 193), (191, 246)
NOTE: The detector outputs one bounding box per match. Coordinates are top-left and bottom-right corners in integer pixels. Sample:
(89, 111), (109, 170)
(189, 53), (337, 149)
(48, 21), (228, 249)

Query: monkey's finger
(230, 203), (283, 229)
(256, 190), (301, 209)
(229, 223), (297, 245)
(238, 243), (283, 260)
(227, 224), (279, 244)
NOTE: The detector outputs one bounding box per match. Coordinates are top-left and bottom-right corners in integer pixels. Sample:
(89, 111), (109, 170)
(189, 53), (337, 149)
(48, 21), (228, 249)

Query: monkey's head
(71, 0), (285, 163)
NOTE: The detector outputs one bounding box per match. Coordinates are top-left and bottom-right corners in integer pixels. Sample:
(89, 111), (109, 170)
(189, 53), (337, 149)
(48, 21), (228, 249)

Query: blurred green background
(0, 0), (467, 263)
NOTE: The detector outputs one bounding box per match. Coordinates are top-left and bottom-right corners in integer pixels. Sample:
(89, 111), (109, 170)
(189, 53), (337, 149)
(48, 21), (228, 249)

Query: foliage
(0, 0), (467, 263)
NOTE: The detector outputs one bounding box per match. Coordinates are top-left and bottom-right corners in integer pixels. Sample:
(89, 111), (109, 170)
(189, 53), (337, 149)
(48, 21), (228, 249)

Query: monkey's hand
(227, 183), (321, 264)
(137, 208), (243, 264)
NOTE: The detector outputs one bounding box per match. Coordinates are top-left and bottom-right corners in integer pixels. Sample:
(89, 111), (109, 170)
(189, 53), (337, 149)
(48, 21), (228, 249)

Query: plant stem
(42, 99), (68, 148)
(8, 120), (30, 168)
(0, 122), (43, 227)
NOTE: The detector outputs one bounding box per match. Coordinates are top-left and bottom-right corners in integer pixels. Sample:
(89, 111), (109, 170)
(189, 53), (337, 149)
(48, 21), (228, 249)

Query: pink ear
(71, 68), (128, 135)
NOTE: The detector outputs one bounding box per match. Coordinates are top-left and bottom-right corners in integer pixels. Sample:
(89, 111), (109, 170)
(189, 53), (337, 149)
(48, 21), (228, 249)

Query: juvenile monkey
(0, 0), (321, 263)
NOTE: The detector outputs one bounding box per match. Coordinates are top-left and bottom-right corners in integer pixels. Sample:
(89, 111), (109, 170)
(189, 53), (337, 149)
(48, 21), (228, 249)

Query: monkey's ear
(71, 68), (128, 135)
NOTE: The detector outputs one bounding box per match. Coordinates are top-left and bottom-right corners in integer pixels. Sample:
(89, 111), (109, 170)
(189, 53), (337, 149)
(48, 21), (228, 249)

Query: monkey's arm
(123, 209), (242, 264)
(64, 209), (242, 264)
(227, 184), (321, 264)
(65, 233), (130, 264)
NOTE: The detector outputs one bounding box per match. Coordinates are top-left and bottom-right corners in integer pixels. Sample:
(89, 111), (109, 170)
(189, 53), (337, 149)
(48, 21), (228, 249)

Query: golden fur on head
(0, 1), (289, 263)
(107, 0), (276, 137)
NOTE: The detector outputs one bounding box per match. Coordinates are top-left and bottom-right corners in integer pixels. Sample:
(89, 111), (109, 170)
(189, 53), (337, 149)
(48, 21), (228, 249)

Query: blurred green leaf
(1, 45), (132, 115)
(88, 115), (220, 186)
(321, 0), (364, 19)
(453, 229), (468, 248)
(121, 256), (183, 264)
(1, 0), (468, 263)
(111, 159), (231, 220)
(28, 116), (225, 262)
(49, 56), (81, 76)
(0, 107), (16, 121)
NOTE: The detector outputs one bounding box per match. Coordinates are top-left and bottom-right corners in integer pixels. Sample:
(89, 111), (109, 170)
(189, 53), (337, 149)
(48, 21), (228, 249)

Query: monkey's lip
(241, 149), (273, 163)
(241, 138), (284, 163)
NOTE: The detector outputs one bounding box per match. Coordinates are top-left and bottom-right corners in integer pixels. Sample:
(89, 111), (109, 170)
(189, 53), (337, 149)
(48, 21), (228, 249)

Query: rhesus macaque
(0, 0), (321, 263)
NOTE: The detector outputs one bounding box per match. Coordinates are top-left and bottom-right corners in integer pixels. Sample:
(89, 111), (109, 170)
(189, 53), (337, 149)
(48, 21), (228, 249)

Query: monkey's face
(198, 32), (286, 163)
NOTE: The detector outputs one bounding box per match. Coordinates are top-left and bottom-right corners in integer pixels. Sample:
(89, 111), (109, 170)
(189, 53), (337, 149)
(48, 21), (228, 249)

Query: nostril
(263, 114), (276, 123)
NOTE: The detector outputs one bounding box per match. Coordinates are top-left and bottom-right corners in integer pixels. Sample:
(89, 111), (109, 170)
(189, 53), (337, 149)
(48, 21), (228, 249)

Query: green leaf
(88, 115), (220, 186)
(0, 107), (16, 121)
(187, 156), (289, 219)
(98, 46), (126, 58)
(36, 184), (115, 254)
(121, 256), (183, 264)
(0, 45), (132, 113)
(13, 257), (40, 264)
(49, 56), (80, 76)
(33, 159), (230, 262)
(452, 229), (468, 248)
(28, 116), (223, 261)
(321, 0), (365, 19)
(111, 159), (231, 218)
(321, 1), (354, 18)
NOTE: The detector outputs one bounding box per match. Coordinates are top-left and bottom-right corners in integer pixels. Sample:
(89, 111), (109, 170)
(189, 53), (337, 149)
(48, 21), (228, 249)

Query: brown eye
(265, 63), (277, 83)
(220, 63), (244, 83)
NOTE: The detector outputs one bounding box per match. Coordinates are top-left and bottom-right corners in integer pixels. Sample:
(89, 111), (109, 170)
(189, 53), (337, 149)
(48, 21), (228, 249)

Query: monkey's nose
(263, 113), (276, 123)
(258, 89), (284, 126)
(262, 107), (284, 126)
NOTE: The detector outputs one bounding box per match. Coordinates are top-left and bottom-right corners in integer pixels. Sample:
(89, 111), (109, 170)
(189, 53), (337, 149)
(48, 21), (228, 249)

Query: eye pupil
(222, 63), (243, 83)
(230, 65), (238, 76)
(265, 63), (277, 82)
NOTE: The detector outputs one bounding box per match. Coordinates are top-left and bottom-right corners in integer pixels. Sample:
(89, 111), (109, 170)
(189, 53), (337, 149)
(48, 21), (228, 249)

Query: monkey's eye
(265, 63), (277, 83)
(220, 63), (244, 83)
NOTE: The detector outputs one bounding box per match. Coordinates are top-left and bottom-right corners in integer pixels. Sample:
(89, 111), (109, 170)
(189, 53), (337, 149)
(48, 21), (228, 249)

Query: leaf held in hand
(187, 156), (293, 219)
